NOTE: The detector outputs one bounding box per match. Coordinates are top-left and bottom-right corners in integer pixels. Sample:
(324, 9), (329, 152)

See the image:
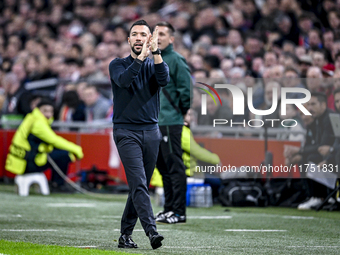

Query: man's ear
(170, 36), (175, 44)
(128, 37), (130, 44)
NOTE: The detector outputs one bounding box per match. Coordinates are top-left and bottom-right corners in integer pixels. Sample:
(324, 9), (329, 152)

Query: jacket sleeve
(175, 56), (192, 115)
(154, 61), (170, 87)
(182, 126), (220, 165)
(320, 115), (335, 146)
(31, 120), (83, 159)
(109, 58), (142, 88)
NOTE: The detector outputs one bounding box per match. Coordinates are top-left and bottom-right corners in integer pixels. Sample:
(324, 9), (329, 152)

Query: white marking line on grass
(112, 229), (170, 232)
(187, 216), (232, 219)
(0, 214), (22, 217)
(288, 246), (340, 248)
(282, 216), (314, 220)
(2, 229), (57, 232)
(74, 246), (97, 248)
(46, 203), (96, 208)
(101, 216), (121, 218)
(225, 229), (287, 232)
(163, 246), (216, 249)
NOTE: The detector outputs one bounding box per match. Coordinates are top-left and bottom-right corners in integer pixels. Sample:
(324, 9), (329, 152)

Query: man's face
(306, 68), (322, 91)
(39, 105), (54, 120)
(83, 87), (99, 106)
(128, 25), (150, 56)
(323, 32), (334, 49)
(312, 52), (325, 68)
(246, 38), (261, 55)
(308, 96), (326, 117)
(284, 70), (299, 87)
(157, 26), (174, 51)
(335, 92), (340, 112)
(264, 53), (277, 67)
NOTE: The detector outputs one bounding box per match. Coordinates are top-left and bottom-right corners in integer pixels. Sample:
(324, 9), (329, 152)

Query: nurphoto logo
(198, 83), (312, 128)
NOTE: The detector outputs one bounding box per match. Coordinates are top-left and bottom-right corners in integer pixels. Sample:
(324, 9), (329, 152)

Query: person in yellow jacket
(152, 110), (220, 219)
(5, 98), (84, 191)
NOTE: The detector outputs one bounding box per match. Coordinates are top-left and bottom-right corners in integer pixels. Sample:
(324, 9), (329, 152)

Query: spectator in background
(312, 50), (327, 69)
(278, 104), (305, 145)
(155, 21), (191, 225)
(298, 55), (313, 78)
(5, 98), (83, 192)
(306, 66), (334, 110)
(264, 51), (278, 68)
(58, 90), (85, 122)
(318, 89), (340, 186)
(297, 92), (335, 210)
(1, 73), (32, 118)
(308, 28), (322, 50)
(255, 81), (281, 124)
(282, 67), (305, 99)
(224, 29), (244, 59)
(83, 84), (111, 122)
(322, 29), (334, 63)
(197, 93), (232, 126)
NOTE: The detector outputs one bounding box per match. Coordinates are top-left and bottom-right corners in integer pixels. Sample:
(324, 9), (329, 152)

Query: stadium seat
(14, 173), (50, 196)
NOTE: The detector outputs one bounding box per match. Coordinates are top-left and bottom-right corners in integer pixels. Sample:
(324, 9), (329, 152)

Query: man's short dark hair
(284, 66), (300, 76)
(129, 20), (151, 36)
(311, 92), (327, 104)
(37, 97), (55, 109)
(156, 21), (175, 35)
(85, 84), (99, 92)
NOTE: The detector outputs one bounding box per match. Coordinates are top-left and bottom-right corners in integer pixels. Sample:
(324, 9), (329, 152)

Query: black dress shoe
(148, 232), (164, 250)
(118, 234), (138, 248)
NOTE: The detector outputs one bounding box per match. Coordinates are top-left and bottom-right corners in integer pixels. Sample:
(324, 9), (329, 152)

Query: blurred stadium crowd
(1, 0), (340, 128)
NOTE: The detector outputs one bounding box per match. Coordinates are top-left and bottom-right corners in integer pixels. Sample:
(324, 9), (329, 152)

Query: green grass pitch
(0, 184), (339, 255)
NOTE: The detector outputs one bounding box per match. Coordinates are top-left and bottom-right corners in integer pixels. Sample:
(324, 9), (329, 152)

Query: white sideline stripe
(46, 203), (96, 207)
(282, 216), (314, 219)
(74, 246), (97, 248)
(103, 215), (232, 219)
(2, 229), (57, 232)
(0, 214), (22, 217)
(163, 246), (216, 249)
(112, 229), (170, 232)
(187, 216), (232, 219)
(288, 246), (340, 248)
(225, 229), (287, 232)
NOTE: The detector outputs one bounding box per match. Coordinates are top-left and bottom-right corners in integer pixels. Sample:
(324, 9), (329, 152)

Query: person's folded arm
(109, 59), (142, 88)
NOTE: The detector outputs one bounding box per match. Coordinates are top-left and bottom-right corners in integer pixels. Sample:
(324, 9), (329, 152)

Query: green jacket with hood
(6, 108), (83, 175)
(158, 44), (192, 126)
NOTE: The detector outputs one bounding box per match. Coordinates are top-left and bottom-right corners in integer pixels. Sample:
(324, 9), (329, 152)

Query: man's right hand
(137, 36), (151, 62)
(74, 146), (84, 160)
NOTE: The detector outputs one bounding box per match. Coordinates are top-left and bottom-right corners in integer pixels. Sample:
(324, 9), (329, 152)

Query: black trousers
(113, 128), (161, 236)
(25, 149), (71, 186)
(157, 125), (187, 216)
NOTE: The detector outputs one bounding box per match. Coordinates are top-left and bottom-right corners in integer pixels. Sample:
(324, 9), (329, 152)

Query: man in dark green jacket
(155, 22), (191, 224)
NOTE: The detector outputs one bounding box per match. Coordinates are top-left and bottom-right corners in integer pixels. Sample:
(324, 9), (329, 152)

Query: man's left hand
(150, 26), (158, 52)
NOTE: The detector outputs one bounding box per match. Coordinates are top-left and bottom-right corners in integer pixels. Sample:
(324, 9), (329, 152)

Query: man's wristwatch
(152, 48), (161, 55)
